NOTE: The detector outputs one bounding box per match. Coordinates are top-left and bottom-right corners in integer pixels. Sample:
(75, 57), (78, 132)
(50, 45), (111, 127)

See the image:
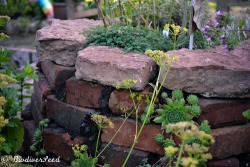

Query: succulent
(186, 138), (202, 146)
(161, 92), (168, 99)
(44, 119), (50, 123)
(35, 152), (40, 157)
(144, 105), (154, 115)
(155, 134), (165, 144)
(172, 90), (183, 100)
(30, 145), (36, 152)
(39, 121), (45, 126)
(199, 120), (211, 134)
(40, 149), (46, 156)
(163, 139), (176, 147)
(140, 114), (150, 124)
(153, 98), (192, 126)
(187, 94), (199, 105)
(243, 109), (250, 119)
(191, 105), (201, 117)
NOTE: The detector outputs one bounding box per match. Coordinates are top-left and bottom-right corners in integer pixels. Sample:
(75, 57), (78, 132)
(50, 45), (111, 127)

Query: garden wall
(24, 19), (250, 167)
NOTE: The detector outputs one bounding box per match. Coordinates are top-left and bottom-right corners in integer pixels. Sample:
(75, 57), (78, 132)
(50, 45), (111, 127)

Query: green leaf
(28, 74), (39, 81)
(239, 19), (245, 29)
(153, 115), (166, 123)
(6, 121), (18, 127)
(1, 142), (12, 154)
(2, 118), (24, 153)
(156, 109), (165, 115)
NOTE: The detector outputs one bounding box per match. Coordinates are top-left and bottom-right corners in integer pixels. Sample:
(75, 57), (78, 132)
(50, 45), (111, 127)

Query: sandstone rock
(160, 40), (250, 98)
(75, 46), (156, 91)
(36, 19), (103, 66)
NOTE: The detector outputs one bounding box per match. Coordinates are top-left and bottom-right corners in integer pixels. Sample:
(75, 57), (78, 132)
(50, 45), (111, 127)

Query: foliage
(171, 89), (183, 100)
(199, 120), (211, 134)
(242, 109), (250, 120)
(30, 119), (49, 157)
(85, 24), (188, 54)
(187, 94), (199, 105)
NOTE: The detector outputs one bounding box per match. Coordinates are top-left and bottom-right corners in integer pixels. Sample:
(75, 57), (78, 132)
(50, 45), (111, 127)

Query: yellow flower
(181, 157), (199, 167)
(173, 56), (179, 61)
(164, 24), (170, 31)
(145, 49), (152, 55)
(183, 28), (188, 32)
(201, 153), (213, 162)
(164, 146), (178, 157)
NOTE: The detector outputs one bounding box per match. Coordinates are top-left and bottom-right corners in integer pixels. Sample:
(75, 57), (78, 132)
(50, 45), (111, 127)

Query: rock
(160, 40), (250, 98)
(36, 19), (103, 67)
(75, 46), (156, 91)
(207, 157), (239, 167)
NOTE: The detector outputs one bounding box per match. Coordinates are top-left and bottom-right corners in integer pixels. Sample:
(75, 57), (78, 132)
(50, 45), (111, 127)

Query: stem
(122, 67), (162, 167)
(96, 104), (140, 158)
(175, 141), (185, 167)
(168, 0), (175, 24)
(146, 0), (152, 28)
(169, 156), (172, 167)
(138, 0), (142, 26)
(154, 35), (177, 100)
(128, 88), (138, 137)
(95, 127), (102, 158)
(94, 0), (107, 28)
(119, 0), (124, 22)
(153, 0), (156, 29)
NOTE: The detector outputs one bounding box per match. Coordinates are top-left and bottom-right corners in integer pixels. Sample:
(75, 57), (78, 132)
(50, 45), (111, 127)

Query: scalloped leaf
(167, 98), (173, 106)
(156, 109), (166, 115)
(162, 120), (168, 126)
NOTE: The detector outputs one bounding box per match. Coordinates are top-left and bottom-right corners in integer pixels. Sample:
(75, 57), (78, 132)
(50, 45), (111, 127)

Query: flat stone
(36, 19), (103, 66)
(75, 46), (156, 91)
(160, 40), (250, 98)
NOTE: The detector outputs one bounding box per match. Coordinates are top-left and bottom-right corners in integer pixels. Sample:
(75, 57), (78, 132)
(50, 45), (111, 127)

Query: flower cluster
(91, 114), (114, 129)
(116, 79), (137, 89)
(72, 144), (88, 154)
(164, 24), (188, 36)
(145, 49), (172, 66)
(0, 96), (8, 130)
(0, 74), (17, 89)
(164, 145), (178, 157)
(202, 11), (236, 52)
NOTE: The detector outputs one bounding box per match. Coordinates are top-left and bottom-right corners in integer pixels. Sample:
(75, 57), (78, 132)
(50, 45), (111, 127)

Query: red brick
(210, 124), (250, 159)
(101, 117), (166, 155)
(109, 86), (157, 118)
(34, 71), (54, 114)
(66, 77), (105, 108)
(207, 157), (239, 167)
(20, 120), (36, 156)
(198, 98), (249, 128)
(46, 95), (94, 133)
(41, 60), (75, 90)
(30, 94), (43, 127)
(43, 128), (87, 161)
(99, 143), (149, 167)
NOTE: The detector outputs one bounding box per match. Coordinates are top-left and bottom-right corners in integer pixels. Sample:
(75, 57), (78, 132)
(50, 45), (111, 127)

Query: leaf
(28, 74), (39, 81)
(2, 118), (24, 153)
(6, 121), (18, 127)
(153, 115), (166, 123)
(156, 109), (165, 115)
(1, 142), (12, 154)
(239, 19), (245, 29)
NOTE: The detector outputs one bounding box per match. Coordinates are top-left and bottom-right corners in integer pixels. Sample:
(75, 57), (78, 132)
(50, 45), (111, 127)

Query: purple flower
(223, 44), (228, 48)
(204, 25), (210, 29)
(214, 19), (219, 27)
(221, 27), (225, 30)
(225, 49), (229, 52)
(216, 11), (224, 16)
(202, 28), (206, 31)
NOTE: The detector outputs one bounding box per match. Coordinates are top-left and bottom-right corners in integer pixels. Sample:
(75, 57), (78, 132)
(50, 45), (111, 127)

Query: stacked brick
(28, 19), (250, 167)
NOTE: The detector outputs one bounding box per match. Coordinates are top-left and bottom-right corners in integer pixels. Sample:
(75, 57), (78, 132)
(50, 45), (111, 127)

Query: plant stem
(152, 0), (156, 29)
(122, 67), (162, 167)
(169, 156), (172, 167)
(119, 0), (124, 22)
(175, 140), (185, 167)
(146, 0), (152, 28)
(94, 0), (107, 28)
(96, 104), (140, 158)
(168, 0), (175, 24)
(95, 127), (102, 158)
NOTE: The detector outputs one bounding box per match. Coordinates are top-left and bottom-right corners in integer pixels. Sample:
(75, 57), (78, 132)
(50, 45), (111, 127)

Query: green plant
(153, 91), (201, 127)
(29, 119), (49, 157)
(199, 120), (211, 134)
(85, 24), (188, 54)
(243, 109), (250, 120)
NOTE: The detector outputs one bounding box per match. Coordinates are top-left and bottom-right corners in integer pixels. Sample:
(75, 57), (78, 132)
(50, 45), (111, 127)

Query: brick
(43, 128), (87, 161)
(99, 143), (149, 167)
(30, 94), (43, 127)
(207, 157), (239, 167)
(34, 71), (54, 114)
(75, 46), (156, 91)
(210, 124), (250, 159)
(21, 120), (36, 156)
(41, 60), (75, 90)
(101, 117), (166, 155)
(109, 86), (157, 118)
(66, 77), (105, 108)
(46, 95), (95, 133)
(198, 98), (249, 128)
